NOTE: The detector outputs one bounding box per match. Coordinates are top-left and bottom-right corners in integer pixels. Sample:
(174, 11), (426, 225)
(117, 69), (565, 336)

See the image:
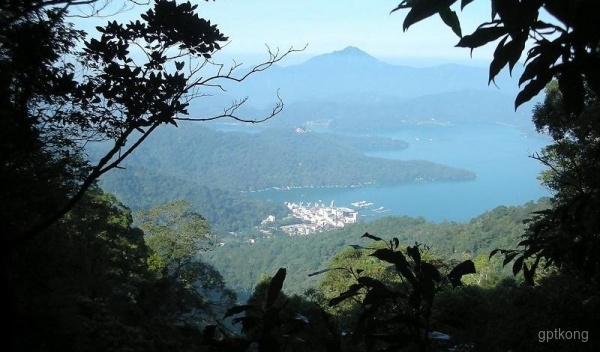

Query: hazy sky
(74, 0), (502, 67)
(196, 0), (496, 66)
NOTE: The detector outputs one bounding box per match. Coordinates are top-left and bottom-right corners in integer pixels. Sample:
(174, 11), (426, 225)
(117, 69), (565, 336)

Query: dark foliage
(311, 235), (475, 352)
(392, 0), (600, 114)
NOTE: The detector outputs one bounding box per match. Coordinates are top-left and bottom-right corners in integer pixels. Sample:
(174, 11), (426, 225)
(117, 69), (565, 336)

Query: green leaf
(223, 304), (254, 319)
(266, 268), (286, 309)
(439, 7), (462, 37)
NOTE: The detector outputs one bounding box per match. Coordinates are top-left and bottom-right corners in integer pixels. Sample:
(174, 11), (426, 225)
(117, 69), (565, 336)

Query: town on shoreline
(280, 201), (358, 235)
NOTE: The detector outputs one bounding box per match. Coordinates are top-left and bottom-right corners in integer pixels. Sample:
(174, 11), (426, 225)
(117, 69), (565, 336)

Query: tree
(223, 268), (339, 352)
(391, 0), (600, 286)
(134, 200), (236, 325)
(6, 187), (156, 350)
(311, 234), (476, 352)
(499, 82), (600, 284)
(1, 1), (297, 349)
(1, 0), (300, 247)
(391, 0), (600, 114)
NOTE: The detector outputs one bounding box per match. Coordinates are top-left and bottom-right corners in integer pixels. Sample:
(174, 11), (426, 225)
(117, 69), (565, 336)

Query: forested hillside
(205, 198), (551, 297)
(99, 166), (288, 233)
(97, 124), (475, 192)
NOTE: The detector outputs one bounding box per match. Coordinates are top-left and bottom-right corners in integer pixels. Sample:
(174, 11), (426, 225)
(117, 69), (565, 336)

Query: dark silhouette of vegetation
(309, 235), (475, 352)
(1, 0), (296, 350)
(392, 0), (600, 114)
(1, 0), (298, 247)
(392, 0), (600, 288)
(219, 268), (341, 352)
(493, 82), (600, 285)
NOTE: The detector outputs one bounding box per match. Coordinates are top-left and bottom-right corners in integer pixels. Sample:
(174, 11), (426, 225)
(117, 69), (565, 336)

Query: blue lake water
(250, 122), (553, 223)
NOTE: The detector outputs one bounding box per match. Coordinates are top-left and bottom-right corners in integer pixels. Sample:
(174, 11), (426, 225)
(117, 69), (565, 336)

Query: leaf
(223, 304), (253, 319)
(308, 268), (330, 277)
(370, 248), (407, 266)
(456, 25), (507, 49)
(421, 262), (442, 282)
(402, 0), (454, 31)
(489, 248), (501, 260)
(502, 252), (519, 267)
(447, 260), (476, 287)
(393, 237), (400, 249)
(461, 0), (474, 10)
(406, 245), (421, 266)
(362, 232), (383, 241)
(439, 7), (462, 37)
(488, 35), (509, 84)
(308, 267), (346, 277)
(522, 263), (534, 285)
(266, 268), (286, 309)
(328, 284), (362, 307)
(357, 276), (385, 289)
(371, 249), (416, 283)
(515, 72), (552, 109)
(494, 0), (519, 23)
(512, 256), (525, 275)
(390, 1), (411, 14)
(175, 61), (184, 70)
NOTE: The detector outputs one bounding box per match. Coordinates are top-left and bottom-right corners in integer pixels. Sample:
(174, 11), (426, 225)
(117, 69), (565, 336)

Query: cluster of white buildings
(280, 201), (358, 236)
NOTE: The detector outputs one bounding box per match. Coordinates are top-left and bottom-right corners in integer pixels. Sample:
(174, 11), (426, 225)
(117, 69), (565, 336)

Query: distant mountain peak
(332, 46), (371, 57)
(303, 46), (382, 67)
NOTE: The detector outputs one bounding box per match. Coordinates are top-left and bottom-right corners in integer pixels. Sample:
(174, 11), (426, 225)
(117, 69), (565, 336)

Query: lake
(250, 122), (552, 222)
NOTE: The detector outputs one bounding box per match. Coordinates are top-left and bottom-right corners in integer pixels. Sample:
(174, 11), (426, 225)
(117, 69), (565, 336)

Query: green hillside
(204, 198), (551, 297)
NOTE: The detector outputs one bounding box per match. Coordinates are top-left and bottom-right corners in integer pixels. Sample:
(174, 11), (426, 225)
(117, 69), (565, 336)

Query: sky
(74, 0), (500, 67)
(194, 0), (497, 67)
